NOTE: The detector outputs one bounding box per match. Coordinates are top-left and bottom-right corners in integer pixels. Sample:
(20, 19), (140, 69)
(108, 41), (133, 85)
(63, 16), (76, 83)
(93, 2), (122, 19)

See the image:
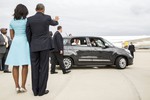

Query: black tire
(63, 57), (73, 70)
(115, 57), (127, 69)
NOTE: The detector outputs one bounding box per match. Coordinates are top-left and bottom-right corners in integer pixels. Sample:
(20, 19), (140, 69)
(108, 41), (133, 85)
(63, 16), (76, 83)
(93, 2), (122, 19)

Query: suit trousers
(51, 52), (66, 73)
(130, 51), (134, 58)
(31, 50), (49, 95)
(0, 53), (4, 70)
(0, 49), (9, 71)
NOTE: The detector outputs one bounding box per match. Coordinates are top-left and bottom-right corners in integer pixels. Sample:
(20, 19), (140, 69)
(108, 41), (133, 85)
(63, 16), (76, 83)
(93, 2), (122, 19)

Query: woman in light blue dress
(5, 4), (30, 93)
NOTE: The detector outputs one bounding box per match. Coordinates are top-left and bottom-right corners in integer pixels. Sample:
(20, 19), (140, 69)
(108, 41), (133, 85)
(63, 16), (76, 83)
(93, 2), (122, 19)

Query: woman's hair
(13, 4), (28, 20)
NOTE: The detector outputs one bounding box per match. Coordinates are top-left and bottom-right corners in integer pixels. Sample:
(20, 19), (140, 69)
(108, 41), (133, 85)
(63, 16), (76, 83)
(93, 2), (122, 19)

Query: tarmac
(0, 50), (150, 100)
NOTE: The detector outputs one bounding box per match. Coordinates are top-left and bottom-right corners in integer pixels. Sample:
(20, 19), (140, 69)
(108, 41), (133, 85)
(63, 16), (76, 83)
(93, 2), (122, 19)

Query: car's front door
(88, 37), (114, 65)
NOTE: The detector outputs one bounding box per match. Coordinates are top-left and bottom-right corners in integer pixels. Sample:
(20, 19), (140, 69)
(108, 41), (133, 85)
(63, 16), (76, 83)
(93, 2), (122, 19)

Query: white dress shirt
(1, 33), (9, 48)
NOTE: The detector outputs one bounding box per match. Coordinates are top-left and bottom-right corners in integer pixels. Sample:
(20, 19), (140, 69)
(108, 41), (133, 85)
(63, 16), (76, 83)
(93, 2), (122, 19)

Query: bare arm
(10, 29), (14, 40)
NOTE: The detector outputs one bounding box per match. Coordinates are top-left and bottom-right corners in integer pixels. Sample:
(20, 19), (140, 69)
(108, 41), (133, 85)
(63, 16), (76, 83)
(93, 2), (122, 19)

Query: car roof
(63, 36), (103, 39)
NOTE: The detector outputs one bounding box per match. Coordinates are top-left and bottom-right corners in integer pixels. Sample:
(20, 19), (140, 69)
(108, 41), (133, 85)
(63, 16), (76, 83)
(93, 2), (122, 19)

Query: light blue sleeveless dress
(5, 19), (31, 66)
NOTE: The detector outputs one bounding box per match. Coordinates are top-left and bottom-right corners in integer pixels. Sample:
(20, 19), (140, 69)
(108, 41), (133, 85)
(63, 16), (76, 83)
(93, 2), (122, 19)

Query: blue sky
(0, 0), (150, 36)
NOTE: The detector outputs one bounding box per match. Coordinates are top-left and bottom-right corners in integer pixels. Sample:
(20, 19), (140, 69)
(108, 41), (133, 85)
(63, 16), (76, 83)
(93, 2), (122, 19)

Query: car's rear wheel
(116, 57), (127, 69)
(63, 57), (73, 70)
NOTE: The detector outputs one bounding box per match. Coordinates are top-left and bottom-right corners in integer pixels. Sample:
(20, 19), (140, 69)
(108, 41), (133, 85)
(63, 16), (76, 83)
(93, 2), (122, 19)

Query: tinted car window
(96, 39), (105, 47)
(89, 38), (105, 47)
(102, 38), (114, 47)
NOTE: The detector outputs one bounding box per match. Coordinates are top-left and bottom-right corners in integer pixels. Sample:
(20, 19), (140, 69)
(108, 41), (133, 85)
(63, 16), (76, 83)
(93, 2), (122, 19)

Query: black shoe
(63, 70), (71, 74)
(51, 72), (58, 74)
(34, 94), (38, 96)
(39, 90), (49, 96)
(4, 70), (11, 73)
(33, 92), (39, 96)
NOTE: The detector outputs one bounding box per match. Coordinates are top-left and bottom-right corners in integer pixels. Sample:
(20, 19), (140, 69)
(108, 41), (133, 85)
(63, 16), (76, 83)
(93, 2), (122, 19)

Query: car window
(71, 37), (87, 46)
(89, 38), (105, 47)
(96, 39), (105, 47)
(102, 38), (114, 47)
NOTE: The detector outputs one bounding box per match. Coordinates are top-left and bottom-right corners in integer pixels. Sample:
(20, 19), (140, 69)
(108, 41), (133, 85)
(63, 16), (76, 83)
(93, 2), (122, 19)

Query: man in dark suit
(51, 26), (71, 74)
(26, 3), (59, 96)
(0, 28), (11, 73)
(128, 42), (135, 58)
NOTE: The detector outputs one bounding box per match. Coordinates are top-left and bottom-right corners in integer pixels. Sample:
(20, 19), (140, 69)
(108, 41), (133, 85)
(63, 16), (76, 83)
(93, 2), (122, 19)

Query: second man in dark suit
(51, 26), (71, 74)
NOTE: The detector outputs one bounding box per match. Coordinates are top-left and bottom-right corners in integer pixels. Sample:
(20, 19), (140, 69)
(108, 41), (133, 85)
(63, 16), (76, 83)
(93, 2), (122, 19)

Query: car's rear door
(70, 37), (94, 65)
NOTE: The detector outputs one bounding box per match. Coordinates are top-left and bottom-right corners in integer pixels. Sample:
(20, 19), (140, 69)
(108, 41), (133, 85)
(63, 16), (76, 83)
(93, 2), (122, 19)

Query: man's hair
(0, 28), (7, 32)
(36, 3), (45, 11)
(57, 26), (62, 30)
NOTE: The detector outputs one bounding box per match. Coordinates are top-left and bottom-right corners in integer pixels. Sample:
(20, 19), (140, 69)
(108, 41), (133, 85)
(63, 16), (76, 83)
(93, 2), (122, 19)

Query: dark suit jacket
(26, 12), (58, 52)
(52, 31), (64, 52)
(0, 34), (11, 53)
(128, 45), (135, 52)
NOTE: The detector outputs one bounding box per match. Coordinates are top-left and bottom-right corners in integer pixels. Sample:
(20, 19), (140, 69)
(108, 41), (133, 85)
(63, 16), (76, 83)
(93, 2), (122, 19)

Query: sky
(0, 0), (150, 36)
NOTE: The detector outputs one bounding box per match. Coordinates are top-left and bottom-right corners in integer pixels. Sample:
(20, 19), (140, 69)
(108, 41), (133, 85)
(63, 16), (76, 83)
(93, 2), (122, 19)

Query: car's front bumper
(128, 57), (133, 65)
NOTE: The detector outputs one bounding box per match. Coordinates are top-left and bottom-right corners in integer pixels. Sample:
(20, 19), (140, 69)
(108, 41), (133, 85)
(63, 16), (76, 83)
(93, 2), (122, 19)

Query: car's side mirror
(105, 45), (109, 48)
(100, 45), (107, 49)
(104, 43), (110, 48)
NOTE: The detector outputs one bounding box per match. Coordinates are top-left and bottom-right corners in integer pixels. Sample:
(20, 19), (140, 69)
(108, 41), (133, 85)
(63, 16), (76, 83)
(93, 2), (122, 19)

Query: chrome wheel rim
(119, 58), (126, 68)
(63, 58), (72, 69)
